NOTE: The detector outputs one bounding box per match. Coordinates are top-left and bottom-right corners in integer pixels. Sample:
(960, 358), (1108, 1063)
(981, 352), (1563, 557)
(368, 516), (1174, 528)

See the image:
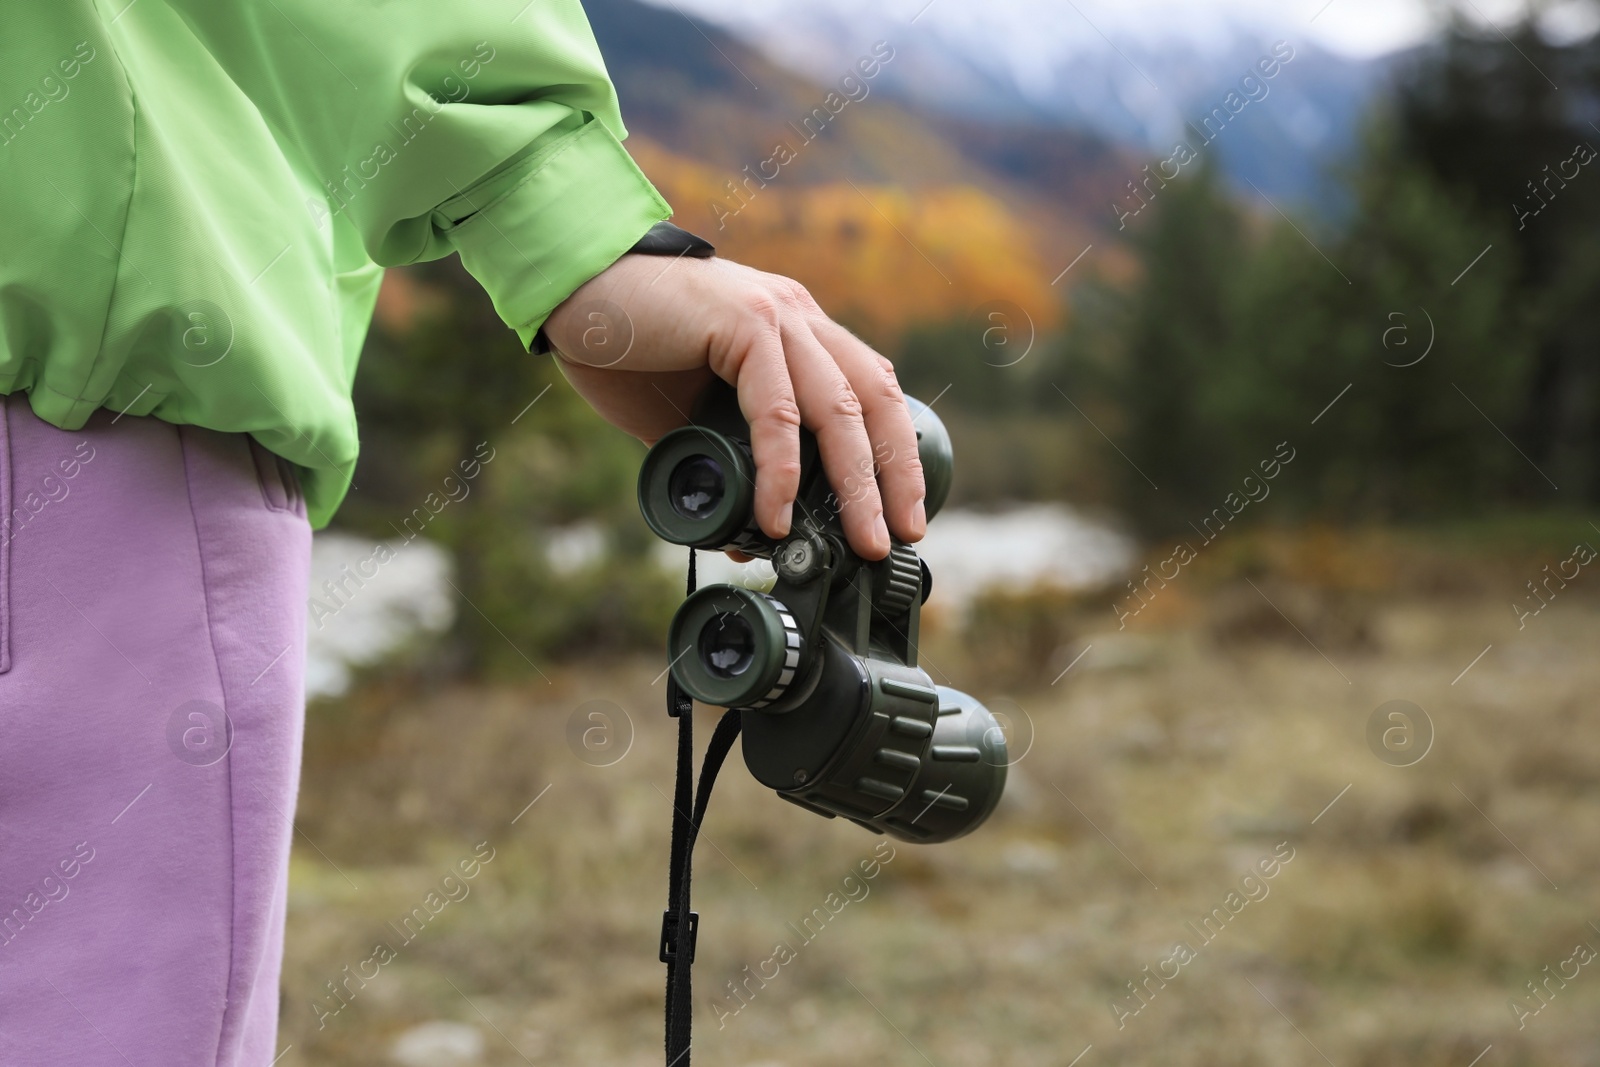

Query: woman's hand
(541, 253), (926, 560)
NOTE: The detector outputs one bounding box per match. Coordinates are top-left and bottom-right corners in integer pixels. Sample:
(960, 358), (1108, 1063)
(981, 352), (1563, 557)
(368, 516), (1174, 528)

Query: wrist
(534, 222), (716, 356)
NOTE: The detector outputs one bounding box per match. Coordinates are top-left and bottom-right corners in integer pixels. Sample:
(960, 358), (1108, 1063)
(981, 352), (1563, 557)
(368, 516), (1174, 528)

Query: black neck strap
(662, 549), (743, 1067)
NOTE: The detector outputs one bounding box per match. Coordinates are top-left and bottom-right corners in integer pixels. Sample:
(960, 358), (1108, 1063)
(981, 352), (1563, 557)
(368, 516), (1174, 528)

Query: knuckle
(872, 357), (907, 406)
(742, 292), (785, 332)
(782, 278), (819, 312)
(826, 378), (864, 421)
(757, 271), (811, 308)
(905, 457), (927, 495)
(847, 478), (881, 505)
(761, 394), (803, 433)
(766, 455), (804, 485)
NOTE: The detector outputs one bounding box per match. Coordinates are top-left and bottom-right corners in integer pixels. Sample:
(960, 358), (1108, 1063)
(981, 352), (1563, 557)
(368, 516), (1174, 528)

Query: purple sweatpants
(0, 395), (311, 1066)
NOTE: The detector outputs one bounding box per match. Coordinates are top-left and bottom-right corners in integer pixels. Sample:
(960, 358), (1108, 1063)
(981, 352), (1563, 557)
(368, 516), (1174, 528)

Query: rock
(389, 1021), (485, 1067)
(1002, 840), (1061, 874)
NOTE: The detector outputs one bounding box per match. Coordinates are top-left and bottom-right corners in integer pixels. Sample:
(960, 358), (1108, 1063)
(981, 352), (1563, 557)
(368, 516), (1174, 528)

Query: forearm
(555, 360), (714, 445)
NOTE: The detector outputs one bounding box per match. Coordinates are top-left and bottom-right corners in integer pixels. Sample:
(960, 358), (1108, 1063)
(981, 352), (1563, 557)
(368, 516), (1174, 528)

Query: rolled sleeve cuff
(441, 118), (672, 350)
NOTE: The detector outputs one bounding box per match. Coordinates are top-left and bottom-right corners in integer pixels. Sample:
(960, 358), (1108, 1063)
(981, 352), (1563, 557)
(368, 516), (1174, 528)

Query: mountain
(579, 0), (1143, 341)
(629, 0), (1405, 207)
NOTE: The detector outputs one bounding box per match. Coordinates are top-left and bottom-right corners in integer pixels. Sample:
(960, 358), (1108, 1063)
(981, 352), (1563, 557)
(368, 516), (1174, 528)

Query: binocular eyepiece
(637, 381), (1005, 844)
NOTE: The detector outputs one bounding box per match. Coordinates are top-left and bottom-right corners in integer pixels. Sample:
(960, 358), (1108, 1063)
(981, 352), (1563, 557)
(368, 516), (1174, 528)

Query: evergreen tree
(344, 257), (678, 677)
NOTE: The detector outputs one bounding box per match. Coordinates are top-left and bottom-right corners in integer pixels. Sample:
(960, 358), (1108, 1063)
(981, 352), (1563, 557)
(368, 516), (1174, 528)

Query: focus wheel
(874, 544), (922, 617)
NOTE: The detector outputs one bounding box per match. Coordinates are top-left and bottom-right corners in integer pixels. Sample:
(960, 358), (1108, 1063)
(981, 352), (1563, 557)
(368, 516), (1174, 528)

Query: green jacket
(3, 1), (671, 527)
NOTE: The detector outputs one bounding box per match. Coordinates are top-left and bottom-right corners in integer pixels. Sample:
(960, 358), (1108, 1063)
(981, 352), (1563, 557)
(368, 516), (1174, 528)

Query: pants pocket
(247, 437), (305, 519)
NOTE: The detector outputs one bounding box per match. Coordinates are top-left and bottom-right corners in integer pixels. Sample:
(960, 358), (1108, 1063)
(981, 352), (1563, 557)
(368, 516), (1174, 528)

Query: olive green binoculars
(637, 380), (1006, 843)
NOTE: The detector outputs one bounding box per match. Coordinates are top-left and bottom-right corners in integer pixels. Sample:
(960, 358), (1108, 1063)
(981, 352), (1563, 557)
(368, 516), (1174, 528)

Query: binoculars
(637, 380), (1006, 843)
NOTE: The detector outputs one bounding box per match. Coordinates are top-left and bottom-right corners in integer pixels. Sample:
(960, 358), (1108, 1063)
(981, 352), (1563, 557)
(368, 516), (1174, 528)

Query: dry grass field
(280, 522), (1600, 1067)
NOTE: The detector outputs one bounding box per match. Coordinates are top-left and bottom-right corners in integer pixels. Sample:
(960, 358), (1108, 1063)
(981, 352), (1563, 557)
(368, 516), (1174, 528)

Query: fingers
(722, 317), (802, 542)
(779, 319), (891, 559)
(809, 318), (927, 543)
(706, 267), (923, 560)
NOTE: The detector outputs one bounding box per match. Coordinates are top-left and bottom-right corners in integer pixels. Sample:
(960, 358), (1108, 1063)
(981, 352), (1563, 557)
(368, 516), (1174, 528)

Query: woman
(0, 2), (925, 1064)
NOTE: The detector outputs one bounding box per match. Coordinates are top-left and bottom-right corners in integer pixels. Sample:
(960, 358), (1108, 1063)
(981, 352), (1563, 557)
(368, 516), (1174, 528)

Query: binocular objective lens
(699, 614), (756, 678)
(668, 455), (726, 520)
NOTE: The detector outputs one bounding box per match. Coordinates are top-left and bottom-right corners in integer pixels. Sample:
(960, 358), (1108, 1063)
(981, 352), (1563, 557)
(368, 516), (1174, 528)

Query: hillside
(637, 0), (1402, 208)
(579, 0), (1137, 339)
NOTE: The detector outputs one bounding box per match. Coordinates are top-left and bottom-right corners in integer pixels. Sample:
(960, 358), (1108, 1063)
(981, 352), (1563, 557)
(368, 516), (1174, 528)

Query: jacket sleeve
(166, 0), (672, 348)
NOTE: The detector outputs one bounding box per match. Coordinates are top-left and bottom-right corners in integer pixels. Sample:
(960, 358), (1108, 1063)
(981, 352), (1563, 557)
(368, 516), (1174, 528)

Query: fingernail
(778, 502), (793, 536)
(912, 498), (927, 535)
(875, 517), (891, 554)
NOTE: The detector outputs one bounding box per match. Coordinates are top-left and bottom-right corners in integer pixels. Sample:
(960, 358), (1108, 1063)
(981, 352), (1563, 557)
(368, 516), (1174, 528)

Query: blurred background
(283, 1), (1600, 1064)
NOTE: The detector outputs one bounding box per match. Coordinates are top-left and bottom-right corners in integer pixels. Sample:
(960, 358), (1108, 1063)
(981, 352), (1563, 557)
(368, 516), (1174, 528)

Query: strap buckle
(667, 678), (691, 719)
(660, 909), (699, 964)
